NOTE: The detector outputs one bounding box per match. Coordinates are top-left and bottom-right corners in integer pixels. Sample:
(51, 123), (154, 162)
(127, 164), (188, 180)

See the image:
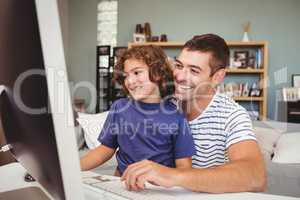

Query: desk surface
(0, 162), (299, 200)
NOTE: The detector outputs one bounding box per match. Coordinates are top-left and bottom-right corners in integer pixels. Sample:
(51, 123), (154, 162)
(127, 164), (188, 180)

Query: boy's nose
(126, 75), (137, 87)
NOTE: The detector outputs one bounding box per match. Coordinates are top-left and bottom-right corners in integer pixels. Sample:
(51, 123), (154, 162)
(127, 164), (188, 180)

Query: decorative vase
(144, 22), (152, 42)
(242, 32), (249, 42)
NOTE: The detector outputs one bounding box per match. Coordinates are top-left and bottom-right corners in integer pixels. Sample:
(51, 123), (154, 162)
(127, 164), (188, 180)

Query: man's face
(173, 49), (215, 101)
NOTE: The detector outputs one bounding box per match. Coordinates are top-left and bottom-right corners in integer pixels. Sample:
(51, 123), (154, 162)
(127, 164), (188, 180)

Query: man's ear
(212, 69), (226, 86)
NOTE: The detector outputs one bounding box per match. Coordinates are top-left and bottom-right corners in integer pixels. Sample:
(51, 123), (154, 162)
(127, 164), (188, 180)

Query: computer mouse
(24, 173), (36, 182)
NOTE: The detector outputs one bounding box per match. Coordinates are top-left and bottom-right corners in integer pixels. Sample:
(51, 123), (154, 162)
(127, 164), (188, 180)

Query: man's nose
(174, 67), (188, 82)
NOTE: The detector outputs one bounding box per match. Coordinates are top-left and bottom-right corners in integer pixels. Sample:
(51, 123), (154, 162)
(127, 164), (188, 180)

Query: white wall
(68, 0), (98, 112)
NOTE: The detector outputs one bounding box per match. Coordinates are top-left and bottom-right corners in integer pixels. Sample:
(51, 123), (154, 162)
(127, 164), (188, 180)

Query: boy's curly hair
(114, 45), (174, 98)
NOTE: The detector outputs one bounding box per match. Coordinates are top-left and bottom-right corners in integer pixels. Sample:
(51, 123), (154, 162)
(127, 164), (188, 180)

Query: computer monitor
(0, 0), (84, 199)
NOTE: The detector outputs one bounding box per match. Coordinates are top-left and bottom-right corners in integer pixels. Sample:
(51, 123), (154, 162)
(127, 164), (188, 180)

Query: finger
(121, 167), (129, 181)
(124, 170), (131, 191)
(136, 174), (148, 190)
(123, 160), (153, 191)
(122, 160), (147, 181)
(148, 180), (159, 186)
(122, 179), (130, 191)
(127, 165), (149, 191)
(122, 160), (151, 181)
(127, 164), (152, 191)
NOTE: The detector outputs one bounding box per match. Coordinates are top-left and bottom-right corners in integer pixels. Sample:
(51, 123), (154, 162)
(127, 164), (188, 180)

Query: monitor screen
(0, 0), (84, 199)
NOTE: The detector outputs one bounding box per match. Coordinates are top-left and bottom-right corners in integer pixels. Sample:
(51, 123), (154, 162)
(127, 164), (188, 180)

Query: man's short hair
(183, 34), (230, 75)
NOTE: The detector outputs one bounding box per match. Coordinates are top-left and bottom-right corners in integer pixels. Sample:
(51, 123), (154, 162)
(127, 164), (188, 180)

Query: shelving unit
(96, 45), (113, 113)
(96, 46), (127, 113)
(225, 68), (264, 74)
(128, 41), (268, 120)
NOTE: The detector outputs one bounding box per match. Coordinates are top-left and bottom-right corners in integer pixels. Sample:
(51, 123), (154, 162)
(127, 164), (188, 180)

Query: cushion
(253, 126), (282, 160)
(76, 112), (109, 149)
(272, 132), (300, 164)
(74, 126), (85, 149)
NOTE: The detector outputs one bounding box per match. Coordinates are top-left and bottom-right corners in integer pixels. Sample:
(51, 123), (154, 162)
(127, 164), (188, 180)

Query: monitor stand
(0, 187), (50, 200)
(0, 87), (50, 199)
(0, 86), (15, 165)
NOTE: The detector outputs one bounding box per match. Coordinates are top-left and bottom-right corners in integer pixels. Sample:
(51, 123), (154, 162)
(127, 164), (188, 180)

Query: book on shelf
(255, 48), (263, 69)
(218, 82), (261, 98)
(282, 87), (300, 102)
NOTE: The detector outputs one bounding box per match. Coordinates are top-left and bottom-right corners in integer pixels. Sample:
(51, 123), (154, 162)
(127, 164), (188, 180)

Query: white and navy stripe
(189, 93), (256, 168)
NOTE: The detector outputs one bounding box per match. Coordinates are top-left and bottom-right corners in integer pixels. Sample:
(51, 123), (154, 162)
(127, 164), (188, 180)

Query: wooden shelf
(233, 96), (264, 101)
(225, 68), (264, 74)
(128, 41), (268, 48)
(226, 41), (267, 47)
(128, 42), (184, 48)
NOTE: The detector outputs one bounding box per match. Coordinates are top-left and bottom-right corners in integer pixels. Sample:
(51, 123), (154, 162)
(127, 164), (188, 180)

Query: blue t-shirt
(98, 98), (195, 174)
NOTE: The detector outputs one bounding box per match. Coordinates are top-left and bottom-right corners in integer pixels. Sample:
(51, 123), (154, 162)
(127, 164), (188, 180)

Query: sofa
(252, 120), (300, 197)
(77, 115), (300, 198)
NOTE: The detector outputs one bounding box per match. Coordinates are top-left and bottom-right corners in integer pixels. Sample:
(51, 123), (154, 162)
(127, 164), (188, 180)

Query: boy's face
(173, 49), (220, 102)
(123, 58), (160, 103)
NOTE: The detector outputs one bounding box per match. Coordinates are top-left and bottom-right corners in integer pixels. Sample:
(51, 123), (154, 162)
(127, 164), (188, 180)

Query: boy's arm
(175, 157), (192, 169)
(80, 145), (116, 171)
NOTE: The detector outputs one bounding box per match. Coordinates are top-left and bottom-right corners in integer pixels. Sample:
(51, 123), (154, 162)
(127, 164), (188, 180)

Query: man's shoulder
(210, 93), (247, 114)
(192, 93), (249, 124)
(212, 94), (253, 129)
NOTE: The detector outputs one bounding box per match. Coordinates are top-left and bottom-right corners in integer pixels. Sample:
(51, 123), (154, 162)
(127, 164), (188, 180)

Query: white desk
(1, 162), (299, 200)
(0, 162), (109, 200)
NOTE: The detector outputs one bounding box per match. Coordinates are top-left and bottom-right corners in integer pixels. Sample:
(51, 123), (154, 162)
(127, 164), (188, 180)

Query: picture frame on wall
(97, 45), (110, 56)
(292, 74), (300, 87)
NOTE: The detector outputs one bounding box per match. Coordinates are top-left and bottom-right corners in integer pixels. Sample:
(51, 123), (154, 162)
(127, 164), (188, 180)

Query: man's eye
(174, 63), (183, 69)
(191, 69), (200, 74)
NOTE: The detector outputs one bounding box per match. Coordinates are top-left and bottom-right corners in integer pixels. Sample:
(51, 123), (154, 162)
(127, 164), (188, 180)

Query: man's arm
(122, 140), (266, 193)
(80, 145), (115, 171)
(176, 157), (192, 169)
(175, 140), (266, 193)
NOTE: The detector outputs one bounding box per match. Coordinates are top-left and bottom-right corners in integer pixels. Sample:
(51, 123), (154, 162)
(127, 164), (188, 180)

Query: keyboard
(82, 175), (191, 200)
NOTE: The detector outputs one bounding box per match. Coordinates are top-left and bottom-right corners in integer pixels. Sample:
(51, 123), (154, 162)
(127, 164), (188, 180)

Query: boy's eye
(133, 70), (144, 75)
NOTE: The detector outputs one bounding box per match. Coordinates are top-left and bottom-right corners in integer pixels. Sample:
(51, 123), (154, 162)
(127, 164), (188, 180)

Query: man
(121, 34), (266, 193)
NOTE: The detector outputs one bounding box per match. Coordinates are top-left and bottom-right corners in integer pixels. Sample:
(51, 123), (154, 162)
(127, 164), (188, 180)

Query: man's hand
(121, 160), (177, 191)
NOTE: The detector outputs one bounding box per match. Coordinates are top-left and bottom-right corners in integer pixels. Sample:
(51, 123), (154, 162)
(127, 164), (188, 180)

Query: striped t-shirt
(189, 92), (256, 168)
